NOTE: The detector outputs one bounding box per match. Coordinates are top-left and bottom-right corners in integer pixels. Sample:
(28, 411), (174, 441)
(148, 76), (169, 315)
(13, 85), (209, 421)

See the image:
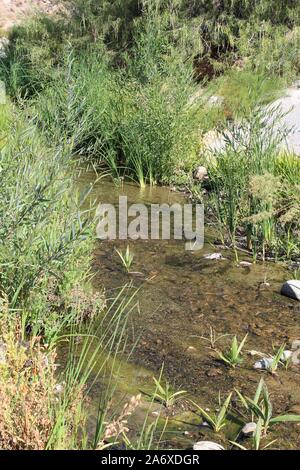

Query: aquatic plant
(267, 344), (287, 374)
(115, 246), (135, 273)
(191, 392), (232, 433)
(236, 378), (300, 437)
(197, 326), (230, 350)
(218, 334), (248, 368)
(231, 418), (277, 450)
(152, 376), (187, 409)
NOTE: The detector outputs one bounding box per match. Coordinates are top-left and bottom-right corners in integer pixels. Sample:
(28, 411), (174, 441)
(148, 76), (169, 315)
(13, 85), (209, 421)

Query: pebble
(193, 441), (225, 451)
(204, 253), (225, 260)
(253, 357), (273, 370)
(281, 350), (293, 362)
(241, 422), (257, 437)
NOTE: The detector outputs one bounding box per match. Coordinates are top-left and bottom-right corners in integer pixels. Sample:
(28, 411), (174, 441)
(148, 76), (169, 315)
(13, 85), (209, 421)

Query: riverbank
(1, 0), (300, 451)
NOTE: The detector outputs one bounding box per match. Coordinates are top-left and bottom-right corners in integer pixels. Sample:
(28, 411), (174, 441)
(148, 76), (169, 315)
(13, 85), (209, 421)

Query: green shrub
(0, 103), (93, 329)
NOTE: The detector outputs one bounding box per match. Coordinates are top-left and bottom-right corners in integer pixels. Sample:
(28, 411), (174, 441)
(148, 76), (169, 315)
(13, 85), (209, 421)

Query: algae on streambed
(79, 172), (300, 449)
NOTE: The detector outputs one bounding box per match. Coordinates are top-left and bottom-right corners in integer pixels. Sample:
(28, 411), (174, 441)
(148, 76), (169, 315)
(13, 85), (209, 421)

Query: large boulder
(281, 280), (300, 301)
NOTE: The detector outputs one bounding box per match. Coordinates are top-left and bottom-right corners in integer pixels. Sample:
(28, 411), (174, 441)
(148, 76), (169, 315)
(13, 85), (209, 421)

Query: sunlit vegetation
(0, 0), (300, 450)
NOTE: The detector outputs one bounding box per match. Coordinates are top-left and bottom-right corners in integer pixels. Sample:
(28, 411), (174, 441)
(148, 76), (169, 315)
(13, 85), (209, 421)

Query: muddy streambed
(77, 171), (300, 450)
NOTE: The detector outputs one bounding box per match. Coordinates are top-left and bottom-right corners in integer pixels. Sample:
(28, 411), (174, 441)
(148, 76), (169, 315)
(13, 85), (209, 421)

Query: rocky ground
(0, 0), (58, 31)
(202, 82), (300, 155)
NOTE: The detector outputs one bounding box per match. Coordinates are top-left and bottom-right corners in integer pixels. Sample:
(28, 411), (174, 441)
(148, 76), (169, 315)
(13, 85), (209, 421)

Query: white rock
(204, 253), (224, 260)
(254, 357), (273, 370)
(242, 422), (257, 437)
(281, 350), (293, 362)
(239, 261), (252, 267)
(193, 166), (208, 182)
(193, 441), (225, 451)
(281, 280), (300, 301)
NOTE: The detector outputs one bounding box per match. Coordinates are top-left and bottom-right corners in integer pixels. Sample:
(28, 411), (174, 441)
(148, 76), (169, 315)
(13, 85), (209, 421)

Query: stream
(78, 171), (300, 450)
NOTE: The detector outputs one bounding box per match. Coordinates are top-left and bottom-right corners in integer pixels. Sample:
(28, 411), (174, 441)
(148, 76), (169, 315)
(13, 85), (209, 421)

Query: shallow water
(78, 171), (300, 450)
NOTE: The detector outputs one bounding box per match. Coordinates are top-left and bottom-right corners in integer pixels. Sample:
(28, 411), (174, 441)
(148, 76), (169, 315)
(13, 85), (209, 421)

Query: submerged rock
(253, 357), (273, 370)
(281, 280), (300, 301)
(193, 166), (208, 182)
(204, 253), (224, 260)
(193, 441), (225, 451)
(242, 422), (257, 437)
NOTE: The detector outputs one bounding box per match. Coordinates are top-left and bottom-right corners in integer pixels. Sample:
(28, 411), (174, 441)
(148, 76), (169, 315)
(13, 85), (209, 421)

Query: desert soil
(0, 0), (57, 30)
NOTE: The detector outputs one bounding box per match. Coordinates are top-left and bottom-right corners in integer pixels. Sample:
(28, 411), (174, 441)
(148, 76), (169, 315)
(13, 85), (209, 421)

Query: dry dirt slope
(0, 0), (55, 31)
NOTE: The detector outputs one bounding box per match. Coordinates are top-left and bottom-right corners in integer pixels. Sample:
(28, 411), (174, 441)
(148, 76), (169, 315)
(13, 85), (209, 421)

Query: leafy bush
(0, 103), (93, 329)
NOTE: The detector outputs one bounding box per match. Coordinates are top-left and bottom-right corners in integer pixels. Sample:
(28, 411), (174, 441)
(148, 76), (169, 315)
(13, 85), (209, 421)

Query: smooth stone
(281, 280), (300, 301)
(281, 350), (293, 362)
(239, 261), (252, 267)
(242, 422), (257, 437)
(193, 441), (225, 451)
(204, 253), (224, 260)
(253, 357), (273, 370)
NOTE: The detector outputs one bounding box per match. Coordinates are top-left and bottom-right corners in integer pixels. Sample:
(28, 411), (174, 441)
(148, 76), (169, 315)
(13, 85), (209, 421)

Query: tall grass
(206, 106), (300, 259)
(0, 102), (93, 325)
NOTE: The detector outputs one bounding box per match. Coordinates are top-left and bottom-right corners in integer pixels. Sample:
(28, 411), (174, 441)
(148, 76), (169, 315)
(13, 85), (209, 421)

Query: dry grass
(0, 299), (85, 450)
